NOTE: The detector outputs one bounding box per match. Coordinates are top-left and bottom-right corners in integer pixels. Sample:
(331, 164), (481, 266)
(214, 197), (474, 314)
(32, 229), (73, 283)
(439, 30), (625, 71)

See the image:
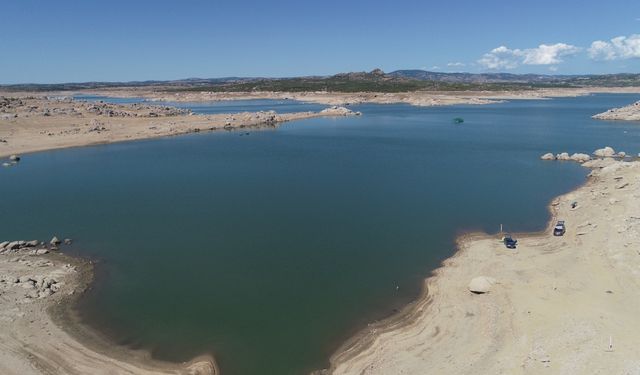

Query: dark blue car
(503, 234), (517, 249)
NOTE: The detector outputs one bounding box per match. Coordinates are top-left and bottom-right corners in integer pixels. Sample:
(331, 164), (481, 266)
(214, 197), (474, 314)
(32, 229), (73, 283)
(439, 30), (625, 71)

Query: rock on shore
(592, 100), (640, 121)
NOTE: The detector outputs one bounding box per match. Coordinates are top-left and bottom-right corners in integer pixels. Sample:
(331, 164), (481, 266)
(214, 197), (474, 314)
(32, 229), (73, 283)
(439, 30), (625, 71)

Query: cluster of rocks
(84, 102), (190, 118)
(541, 146), (632, 163)
(1, 274), (61, 299)
(2, 154), (20, 168)
(0, 96), (191, 120)
(87, 119), (108, 133)
(320, 106), (362, 116)
(0, 236), (71, 255)
(0, 96), (26, 111)
(223, 111), (282, 129)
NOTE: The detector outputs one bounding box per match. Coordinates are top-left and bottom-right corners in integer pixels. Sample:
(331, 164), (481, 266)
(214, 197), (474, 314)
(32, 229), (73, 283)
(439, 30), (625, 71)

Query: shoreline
(0, 95), (359, 159)
(0, 248), (217, 374)
(73, 86), (640, 107)
(324, 157), (640, 374)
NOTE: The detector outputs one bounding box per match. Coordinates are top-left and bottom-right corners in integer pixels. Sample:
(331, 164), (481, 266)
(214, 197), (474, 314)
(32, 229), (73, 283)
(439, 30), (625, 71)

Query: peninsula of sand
(593, 100), (640, 121)
(0, 95), (359, 158)
(323, 156), (640, 375)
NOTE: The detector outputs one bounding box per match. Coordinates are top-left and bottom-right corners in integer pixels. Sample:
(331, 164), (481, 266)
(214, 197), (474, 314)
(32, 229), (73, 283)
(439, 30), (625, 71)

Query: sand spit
(0, 95), (359, 158)
(322, 158), (640, 375)
(77, 86), (640, 107)
(593, 100), (640, 121)
(0, 243), (217, 375)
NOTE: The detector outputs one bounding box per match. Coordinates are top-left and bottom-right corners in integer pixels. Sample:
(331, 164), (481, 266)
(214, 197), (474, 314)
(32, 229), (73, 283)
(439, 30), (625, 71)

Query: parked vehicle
(553, 220), (566, 236)
(503, 234), (518, 249)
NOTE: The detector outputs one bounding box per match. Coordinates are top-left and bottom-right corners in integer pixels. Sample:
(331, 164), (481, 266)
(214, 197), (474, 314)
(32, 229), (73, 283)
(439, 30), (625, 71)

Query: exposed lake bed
(1, 93), (640, 374)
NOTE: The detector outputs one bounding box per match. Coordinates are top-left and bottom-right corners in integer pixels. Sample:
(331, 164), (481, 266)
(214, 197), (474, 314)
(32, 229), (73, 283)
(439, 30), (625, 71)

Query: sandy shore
(0, 95), (358, 158)
(323, 157), (640, 374)
(0, 243), (217, 374)
(593, 100), (640, 121)
(77, 86), (640, 107)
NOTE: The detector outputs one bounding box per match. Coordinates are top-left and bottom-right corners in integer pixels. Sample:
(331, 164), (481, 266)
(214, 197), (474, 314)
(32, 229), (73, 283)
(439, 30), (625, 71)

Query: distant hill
(2, 69), (640, 93)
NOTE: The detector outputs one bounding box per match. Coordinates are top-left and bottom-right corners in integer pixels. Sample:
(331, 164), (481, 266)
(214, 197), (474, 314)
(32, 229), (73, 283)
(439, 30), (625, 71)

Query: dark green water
(1, 94), (639, 375)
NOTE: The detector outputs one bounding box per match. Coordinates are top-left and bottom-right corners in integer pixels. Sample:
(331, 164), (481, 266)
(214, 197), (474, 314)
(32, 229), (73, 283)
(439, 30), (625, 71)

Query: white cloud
(477, 46), (520, 69)
(478, 43), (580, 70)
(430, 65), (441, 70)
(548, 66), (558, 72)
(447, 62), (466, 67)
(588, 34), (640, 60)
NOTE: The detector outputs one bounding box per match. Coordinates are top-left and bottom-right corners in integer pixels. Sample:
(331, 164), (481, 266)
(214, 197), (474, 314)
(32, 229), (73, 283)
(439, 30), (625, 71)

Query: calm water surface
(74, 95), (326, 114)
(2, 94), (639, 375)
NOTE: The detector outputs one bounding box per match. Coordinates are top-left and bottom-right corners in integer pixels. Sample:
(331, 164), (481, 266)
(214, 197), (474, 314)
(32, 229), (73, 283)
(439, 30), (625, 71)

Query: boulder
(570, 153), (591, 163)
(0, 241), (8, 249)
(64, 238), (72, 245)
(617, 151), (626, 158)
(555, 152), (571, 161)
(9, 154), (20, 162)
(50, 236), (61, 245)
(25, 240), (39, 247)
(36, 249), (49, 255)
(593, 146), (616, 158)
(468, 276), (496, 294)
(540, 153), (555, 160)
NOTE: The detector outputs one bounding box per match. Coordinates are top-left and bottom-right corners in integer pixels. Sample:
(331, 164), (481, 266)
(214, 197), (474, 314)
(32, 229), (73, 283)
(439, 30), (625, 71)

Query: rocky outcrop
(320, 106), (362, 116)
(0, 236), (70, 255)
(592, 101), (640, 121)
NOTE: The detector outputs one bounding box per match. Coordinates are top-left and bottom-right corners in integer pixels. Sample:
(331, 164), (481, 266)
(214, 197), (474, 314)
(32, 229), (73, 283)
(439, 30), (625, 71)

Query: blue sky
(1, 0), (639, 83)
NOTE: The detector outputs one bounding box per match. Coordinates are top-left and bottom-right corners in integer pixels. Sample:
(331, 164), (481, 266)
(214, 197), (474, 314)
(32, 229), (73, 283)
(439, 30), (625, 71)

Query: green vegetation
(2, 71), (640, 93)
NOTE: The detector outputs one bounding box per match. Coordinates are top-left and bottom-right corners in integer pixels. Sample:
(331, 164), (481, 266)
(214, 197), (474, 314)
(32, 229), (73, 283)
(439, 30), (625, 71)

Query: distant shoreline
(74, 86), (640, 107)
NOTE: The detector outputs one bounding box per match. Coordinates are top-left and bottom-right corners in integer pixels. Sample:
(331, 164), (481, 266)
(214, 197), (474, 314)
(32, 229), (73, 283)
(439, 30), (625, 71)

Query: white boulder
(570, 153), (591, 163)
(540, 153), (555, 160)
(555, 152), (571, 161)
(468, 276), (496, 294)
(593, 146), (616, 158)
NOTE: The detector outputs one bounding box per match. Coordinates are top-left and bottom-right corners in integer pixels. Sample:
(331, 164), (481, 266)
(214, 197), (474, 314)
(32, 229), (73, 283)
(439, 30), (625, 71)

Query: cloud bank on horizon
(476, 33), (640, 72)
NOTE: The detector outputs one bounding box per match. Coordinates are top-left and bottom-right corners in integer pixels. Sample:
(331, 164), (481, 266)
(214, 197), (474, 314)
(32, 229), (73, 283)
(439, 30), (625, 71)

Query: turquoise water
(1, 94), (639, 375)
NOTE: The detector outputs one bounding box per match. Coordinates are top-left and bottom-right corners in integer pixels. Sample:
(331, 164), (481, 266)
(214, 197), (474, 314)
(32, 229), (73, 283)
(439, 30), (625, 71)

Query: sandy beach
(324, 157), (640, 375)
(0, 95), (358, 158)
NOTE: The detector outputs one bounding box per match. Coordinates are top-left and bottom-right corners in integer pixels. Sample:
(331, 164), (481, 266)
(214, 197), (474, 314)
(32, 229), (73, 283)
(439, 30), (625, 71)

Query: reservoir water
(2, 94), (639, 375)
